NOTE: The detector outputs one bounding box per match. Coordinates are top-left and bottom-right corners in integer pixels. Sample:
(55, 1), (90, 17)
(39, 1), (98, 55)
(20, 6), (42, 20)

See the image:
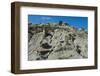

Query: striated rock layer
(28, 22), (88, 61)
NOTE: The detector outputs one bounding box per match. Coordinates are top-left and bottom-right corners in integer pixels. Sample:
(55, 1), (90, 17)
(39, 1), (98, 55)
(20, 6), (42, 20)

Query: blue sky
(28, 15), (88, 30)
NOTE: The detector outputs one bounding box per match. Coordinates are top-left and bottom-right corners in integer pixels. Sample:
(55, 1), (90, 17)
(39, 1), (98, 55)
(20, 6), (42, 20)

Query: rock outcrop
(28, 22), (88, 60)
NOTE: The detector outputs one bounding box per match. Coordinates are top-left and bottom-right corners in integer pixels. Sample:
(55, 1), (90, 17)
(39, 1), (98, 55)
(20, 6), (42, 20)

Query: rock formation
(28, 21), (88, 61)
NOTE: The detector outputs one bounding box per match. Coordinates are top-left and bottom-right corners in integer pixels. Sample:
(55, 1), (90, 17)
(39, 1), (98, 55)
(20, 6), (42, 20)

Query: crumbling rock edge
(28, 22), (88, 61)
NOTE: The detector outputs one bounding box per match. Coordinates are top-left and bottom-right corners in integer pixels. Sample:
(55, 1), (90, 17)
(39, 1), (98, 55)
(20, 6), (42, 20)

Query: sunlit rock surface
(28, 22), (88, 61)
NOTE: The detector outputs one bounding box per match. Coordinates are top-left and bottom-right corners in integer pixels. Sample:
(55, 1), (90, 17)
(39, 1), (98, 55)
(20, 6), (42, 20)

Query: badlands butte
(28, 21), (88, 60)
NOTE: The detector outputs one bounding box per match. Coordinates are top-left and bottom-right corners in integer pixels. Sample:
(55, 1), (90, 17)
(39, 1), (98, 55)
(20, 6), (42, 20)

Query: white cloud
(41, 17), (52, 20)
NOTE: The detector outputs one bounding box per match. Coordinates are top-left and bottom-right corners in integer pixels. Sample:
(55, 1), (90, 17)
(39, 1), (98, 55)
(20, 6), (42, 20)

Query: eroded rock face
(28, 23), (88, 61)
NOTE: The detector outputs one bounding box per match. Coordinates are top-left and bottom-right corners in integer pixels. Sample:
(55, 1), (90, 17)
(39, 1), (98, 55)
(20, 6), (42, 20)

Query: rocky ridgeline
(28, 21), (88, 60)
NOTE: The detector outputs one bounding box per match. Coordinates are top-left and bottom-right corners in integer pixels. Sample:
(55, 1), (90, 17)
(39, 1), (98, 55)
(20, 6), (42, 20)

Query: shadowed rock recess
(28, 21), (88, 61)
